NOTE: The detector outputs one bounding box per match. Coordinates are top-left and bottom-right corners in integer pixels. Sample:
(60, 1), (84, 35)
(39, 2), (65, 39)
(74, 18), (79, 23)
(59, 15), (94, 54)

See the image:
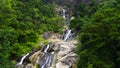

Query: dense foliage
(0, 0), (63, 67)
(70, 0), (120, 68)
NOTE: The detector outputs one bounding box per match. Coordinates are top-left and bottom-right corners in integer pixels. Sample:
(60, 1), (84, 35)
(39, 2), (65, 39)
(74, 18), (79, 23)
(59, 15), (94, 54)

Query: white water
(64, 30), (71, 41)
(48, 54), (53, 66)
(16, 53), (29, 66)
(44, 44), (50, 53)
(41, 55), (49, 68)
(63, 9), (66, 19)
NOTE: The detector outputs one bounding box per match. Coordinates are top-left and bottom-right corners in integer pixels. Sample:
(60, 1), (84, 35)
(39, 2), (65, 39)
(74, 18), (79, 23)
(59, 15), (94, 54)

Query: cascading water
(62, 28), (74, 41)
(16, 7), (77, 68)
(40, 53), (53, 68)
(39, 43), (53, 68)
(44, 44), (50, 53)
(63, 9), (66, 19)
(16, 53), (29, 66)
(64, 29), (71, 41)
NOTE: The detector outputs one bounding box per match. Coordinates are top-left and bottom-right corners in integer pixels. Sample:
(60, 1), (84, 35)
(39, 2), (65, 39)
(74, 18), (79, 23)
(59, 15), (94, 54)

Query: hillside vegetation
(0, 0), (120, 68)
(0, 0), (63, 67)
(69, 0), (120, 68)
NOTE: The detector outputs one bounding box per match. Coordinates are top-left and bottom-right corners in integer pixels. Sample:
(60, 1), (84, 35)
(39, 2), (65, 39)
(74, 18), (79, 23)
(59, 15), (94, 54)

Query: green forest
(70, 0), (120, 68)
(0, 0), (120, 68)
(0, 0), (63, 67)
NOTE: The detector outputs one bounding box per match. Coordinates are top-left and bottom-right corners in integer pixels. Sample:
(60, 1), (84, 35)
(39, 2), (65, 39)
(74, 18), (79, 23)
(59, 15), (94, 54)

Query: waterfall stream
(63, 9), (66, 19)
(40, 53), (53, 68)
(44, 44), (50, 53)
(63, 29), (72, 41)
(39, 43), (54, 68)
(16, 53), (29, 66)
(16, 7), (77, 68)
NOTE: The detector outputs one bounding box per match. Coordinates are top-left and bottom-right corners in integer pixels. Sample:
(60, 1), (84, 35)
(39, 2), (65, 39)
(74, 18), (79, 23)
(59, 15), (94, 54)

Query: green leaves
(74, 0), (120, 68)
(0, 0), (63, 66)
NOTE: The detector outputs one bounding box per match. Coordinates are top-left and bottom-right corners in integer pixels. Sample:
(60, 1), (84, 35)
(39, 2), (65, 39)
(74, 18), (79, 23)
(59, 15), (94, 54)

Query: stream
(16, 7), (77, 68)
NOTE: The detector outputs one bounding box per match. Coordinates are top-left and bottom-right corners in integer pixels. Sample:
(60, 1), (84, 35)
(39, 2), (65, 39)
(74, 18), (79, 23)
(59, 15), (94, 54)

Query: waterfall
(44, 44), (50, 53)
(39, 44), (53, 68)
(63, 9), (66, 19)
(64, 30), (72, 41)
(16, 53), (29, 66)
(40, 53), (53, 68)
(47, 54), (53, 66)
(41, 55), (49, 68)
(16, 6), (77, 68)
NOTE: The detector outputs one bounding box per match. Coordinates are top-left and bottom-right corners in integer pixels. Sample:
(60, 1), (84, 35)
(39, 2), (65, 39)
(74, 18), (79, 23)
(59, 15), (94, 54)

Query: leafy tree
(70, 0), (101, 33)
(76, 0), (120, 68)
(0, 0), (63, 66)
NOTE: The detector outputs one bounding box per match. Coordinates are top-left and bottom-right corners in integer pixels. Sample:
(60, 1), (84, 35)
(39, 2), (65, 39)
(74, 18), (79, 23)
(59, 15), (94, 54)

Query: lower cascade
(43, 44), (50, 53)
(62, 29), (74, 41)
(16, 29), (77, 68)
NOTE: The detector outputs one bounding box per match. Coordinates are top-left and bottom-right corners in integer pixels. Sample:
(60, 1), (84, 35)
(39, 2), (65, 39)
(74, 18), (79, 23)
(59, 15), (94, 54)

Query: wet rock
(59, 53), (77, 65)
(29, 51), (44, 64)
(41, 42), (56, 52)
(56, 52), (77, 68)
(56, 42), (76, 60)
(25, 64), (34, 68)
(56, 62), (69, 68)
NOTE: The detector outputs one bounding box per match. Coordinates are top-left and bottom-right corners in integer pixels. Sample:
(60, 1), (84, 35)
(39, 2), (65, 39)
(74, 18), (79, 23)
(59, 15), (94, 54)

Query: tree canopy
(70, 0), (120, 68)
(0, 0), (63, 67)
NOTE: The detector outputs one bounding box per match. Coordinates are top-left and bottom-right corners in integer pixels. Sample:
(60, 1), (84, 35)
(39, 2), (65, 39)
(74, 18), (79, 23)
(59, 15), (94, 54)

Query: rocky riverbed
(17, 32), (78, 68)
